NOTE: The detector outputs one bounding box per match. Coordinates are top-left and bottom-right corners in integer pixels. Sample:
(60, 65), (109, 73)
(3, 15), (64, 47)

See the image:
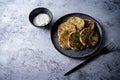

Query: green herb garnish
(70, 33), (80, 43)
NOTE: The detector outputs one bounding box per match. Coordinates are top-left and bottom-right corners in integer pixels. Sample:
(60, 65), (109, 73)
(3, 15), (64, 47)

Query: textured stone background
(0, 0), (120, 80)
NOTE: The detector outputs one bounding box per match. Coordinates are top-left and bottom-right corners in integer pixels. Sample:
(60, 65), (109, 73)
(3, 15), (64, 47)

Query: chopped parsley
(70, 33), (80, 43)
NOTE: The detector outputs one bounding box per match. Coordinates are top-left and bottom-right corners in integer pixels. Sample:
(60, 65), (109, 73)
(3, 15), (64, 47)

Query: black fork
(64, 42), (120, 76)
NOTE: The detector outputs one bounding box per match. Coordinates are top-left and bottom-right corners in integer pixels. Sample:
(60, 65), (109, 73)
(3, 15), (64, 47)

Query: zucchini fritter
(68, 32), (84, 50)
(84, 18), (94, 29)
(58, 31), (70, 49)
(67, 16), (85, 31)
(57, 22), (76, 37)
(80, 28), (99, 47)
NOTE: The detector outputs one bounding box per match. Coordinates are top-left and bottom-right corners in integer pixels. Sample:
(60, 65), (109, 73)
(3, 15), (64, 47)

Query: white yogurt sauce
(33, 13), (50, 26)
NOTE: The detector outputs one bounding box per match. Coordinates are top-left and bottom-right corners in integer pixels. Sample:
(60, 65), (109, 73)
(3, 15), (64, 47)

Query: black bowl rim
(29, 7), (53, 28)
(51, 13), (103, 59)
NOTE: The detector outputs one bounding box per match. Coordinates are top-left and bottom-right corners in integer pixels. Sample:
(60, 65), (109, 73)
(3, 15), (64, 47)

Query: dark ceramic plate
(51, 13), (103, 59)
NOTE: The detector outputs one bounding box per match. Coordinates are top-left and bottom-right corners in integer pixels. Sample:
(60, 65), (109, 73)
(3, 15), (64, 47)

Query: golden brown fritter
(80, 28), (99, 47)
(84, 18), (95, 29)
(68, 32), (84, 50)
(57, 22), (76, 37)
(67, 16), (85, 31)
(58, 31), (70, 49)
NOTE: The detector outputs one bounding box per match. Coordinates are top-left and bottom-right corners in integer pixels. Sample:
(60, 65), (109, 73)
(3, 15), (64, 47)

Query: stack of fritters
(57, 16), (99, 51)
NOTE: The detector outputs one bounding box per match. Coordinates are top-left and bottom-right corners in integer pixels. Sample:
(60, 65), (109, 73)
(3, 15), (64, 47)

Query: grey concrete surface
(0, 0), (120, 80)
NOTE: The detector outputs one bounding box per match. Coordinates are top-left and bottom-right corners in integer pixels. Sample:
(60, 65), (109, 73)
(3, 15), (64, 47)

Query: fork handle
(64, 45), (113, 76)
(65, 50), (103, 76)
(64, 50), (101, 76)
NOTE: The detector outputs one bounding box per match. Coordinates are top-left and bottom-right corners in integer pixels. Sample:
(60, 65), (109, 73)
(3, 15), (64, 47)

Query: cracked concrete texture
(0, 0), (120, 80)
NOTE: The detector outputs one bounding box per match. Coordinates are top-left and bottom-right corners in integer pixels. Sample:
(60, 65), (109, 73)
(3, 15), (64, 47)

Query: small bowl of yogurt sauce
(29, 7), (53, 28)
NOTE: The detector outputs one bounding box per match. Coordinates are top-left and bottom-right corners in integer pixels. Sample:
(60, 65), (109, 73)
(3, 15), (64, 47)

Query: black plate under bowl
(51, 13), (103, 59)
